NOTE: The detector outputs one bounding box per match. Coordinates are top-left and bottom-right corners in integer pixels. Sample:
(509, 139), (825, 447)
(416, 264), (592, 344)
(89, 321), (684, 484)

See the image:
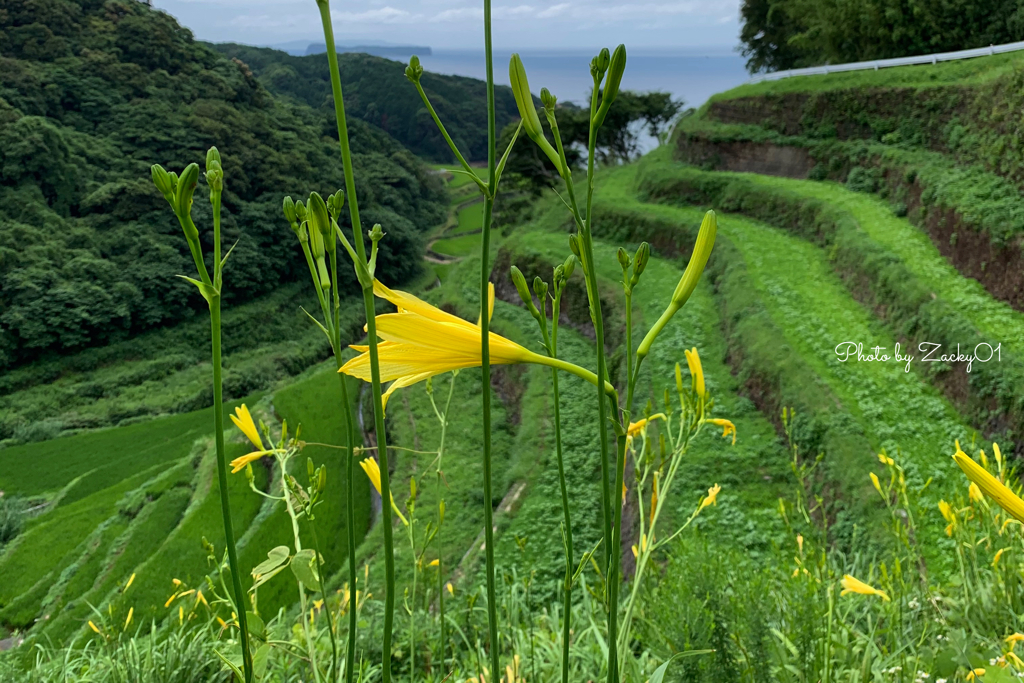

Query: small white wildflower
(918, 674), (930, 679)
(992, 659), (999, 666)
(908, 599), (920, 609)
(936, 678), (947, 683)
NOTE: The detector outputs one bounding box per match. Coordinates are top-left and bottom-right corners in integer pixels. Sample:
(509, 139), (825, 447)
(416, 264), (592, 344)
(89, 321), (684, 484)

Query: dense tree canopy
(211, 44), (521, 163)
(739, 0), (1024, 72)
(0, 0), (447, 369)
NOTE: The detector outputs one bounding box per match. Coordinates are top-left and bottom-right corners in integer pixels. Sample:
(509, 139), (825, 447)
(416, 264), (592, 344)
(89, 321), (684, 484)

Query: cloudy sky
(153, 0), (743, 51)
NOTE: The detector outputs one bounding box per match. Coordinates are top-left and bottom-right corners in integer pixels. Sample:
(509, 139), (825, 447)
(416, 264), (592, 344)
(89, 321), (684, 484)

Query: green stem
(607, 431), (627, 683)
(310, 514), (339, 682)
(436, 374), (456, 667)
(315, 3), (396, 682)
(209, 297), (253, 683)
(284, 477), (322, 683)
(481, 0), (500, 676)
(409, 514), (417, 678)
(550, 297), (573, 683)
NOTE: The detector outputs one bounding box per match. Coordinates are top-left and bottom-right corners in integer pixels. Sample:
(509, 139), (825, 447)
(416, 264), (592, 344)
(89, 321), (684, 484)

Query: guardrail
(746, 40), (1024, 84)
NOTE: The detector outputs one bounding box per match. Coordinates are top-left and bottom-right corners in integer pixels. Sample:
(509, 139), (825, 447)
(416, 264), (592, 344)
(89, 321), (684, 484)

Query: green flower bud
(295, 201), (308, 223)
(562, 254), (576, 280)
(568, 234), (581, 260)
(603, 44), (627, 107)
(318, 467), (326, 495)
(553, 264), (564, 286)
(205, 146), (223, 194)
(307, 457), (315, 479)
(308, 191), (332, 240)
(591, 47), (611, 81)
(174, 163), (200, 225)
(510, 265), (535, 310)
(509, 54), (544, 141)
(405, 55), (424, 83)
(540, 87), (556, 113)
(532, 276), (548, 302)
(327, 190), (345, 220)
(671, 210), (716, 307)
(617, 247), (630, 271)
(151, 164), (175, 203)
(369, 223), (384, 242)
(283, 196), (300, 234)
(631, 242), (650, 286)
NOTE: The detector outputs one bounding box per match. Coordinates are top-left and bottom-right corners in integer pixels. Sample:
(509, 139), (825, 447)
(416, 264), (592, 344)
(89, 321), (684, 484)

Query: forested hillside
(0, 0), (446, 370)
(210, 43), (521, 162)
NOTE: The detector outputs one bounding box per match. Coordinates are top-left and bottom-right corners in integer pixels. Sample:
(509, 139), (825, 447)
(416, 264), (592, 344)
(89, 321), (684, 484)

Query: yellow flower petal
(230, 450), (270, 474)
(969, 482), (984, 504)
(684, 347), (706, 400)
(359, 457), (409, 525)
(994, 548), (1008, 567)
(230, 405), (264, 450)
(839, 574), (889, 601)
(699, 484), (721, 511)
(627, 413), (666, 437)
(707, 418), (736, 445)
(88, 620), (101, 635)
(953, 447), (1024, 523)
(967, 668), (985, 681)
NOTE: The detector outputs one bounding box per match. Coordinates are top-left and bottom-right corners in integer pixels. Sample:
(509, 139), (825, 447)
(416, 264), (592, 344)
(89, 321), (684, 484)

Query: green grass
(708, 50), (1024, 102)
(451, 200), (484, 235)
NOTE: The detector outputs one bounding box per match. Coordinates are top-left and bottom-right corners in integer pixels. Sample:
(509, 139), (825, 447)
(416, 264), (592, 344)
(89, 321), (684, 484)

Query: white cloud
(334, 6), (415, 22)
(537, 2), (571, 18)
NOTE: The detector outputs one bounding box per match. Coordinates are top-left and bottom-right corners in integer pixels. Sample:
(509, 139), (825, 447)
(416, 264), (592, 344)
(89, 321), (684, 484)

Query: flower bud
(671, 210), (716, 307)
(205, 147), (223, 194)
(308, 191), (332, 240)
(675, 362), (683, 394)
(318, 466), (326, 495)
(562, 254), (576, 280)
(568, 234), (581, 260)
(151, 164), (175, 203)
(307, 457), (315, 479)
(509, 54), (544, 142)
(603, 44), (627, 107)
(540, 87), (556, 114)
(533, 276), (548, 302)
(617, 247), (630, 272)
(295, 200), (308, 223)
(510, 265), (535, 310)
(591, 47), (611, 81)
(369, 223), (384, 242)
(283, 196), (297, 227)
(631, 242), (650, 286)
(553, 264), (564, 286)
(327, 190), (345, 220)
(174, 163), (200, 225)
(405, 55), (423, 83)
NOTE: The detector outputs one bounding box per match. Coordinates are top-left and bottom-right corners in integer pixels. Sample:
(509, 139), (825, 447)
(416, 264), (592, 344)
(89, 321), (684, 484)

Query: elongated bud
(540, 87), (557, 114)
(553, 264), (564, 287)
(591, 47), (610, 81)
(603, 45), (626, 107)
(308, 192), (332, 240)
(675, 362), (683, 394)
(405, 55), (423, 83)
(617, 247), (630, 272)
(318, 467), (327, 495)
(369, 223), (384, 242)
(175, 163), (200, 227)
(205, 147), (223, 194)
(510, 54), (543, 140)
(283, 196), (297, 228)
(631, 242), (650, 286)
(510, 265), (535, 311)
(295, 200), (307, 223)
(307, 457), (315, 479)
(562, 254), (576, 280)
(327, 190), (345, 220)
(439, 499), (445, 525)
(533, 276), (548, 302)
(568, 234), (581, 259)
(151, 164), (174, 203)
(672, 210), (716, 307)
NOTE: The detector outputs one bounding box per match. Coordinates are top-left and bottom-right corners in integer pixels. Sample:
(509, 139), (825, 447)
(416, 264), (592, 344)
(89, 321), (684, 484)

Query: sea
(414, 48), (750, 152)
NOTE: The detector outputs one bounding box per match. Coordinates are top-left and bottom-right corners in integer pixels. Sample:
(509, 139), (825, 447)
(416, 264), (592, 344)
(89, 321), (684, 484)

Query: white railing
(745, 40), (1024, 84)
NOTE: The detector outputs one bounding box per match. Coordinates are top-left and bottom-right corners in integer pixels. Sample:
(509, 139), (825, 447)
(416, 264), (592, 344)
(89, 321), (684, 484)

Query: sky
(151, 0), (743, 52)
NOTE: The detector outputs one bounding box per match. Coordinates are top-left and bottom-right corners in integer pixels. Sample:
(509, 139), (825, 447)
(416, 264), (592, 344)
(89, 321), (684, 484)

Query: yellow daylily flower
(230, 404), (264, 450)
(124, 573), (135, 591)
(88, 620), (101, 635)
(230, 450), (272, 474)
(966, 668), (985, 681)
(994, 548), (1009, 567)
(631, 544), (638, 559)
(953, 446), (1024, 524)
(684, 347), (706, 400)
(796, 534), (804, 554)
(124, 607), (133, 630)
(840, 575), (889, 601)
(995, 442), (1005, 476)
(707, 418), (736, 445)
(939, 499), (957, 536)
(429, 559), (439, 567)
(179, 606), (184, 625)
(1006, 633), (1024, 650)
(359, 457), (409, 525)
(969, 482), (984, 504)
(698, 484), (721, 511)
(870, 472), (883, 496)
(446, 582), (454, 596)
(650, 472), (659, 526)
(341, 280), (605, 411)
(1007, 652), (1024, 669)
(627, 413), (666, 437)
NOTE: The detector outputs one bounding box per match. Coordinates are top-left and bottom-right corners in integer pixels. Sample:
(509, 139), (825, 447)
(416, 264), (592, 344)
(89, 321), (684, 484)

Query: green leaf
(215, 649), (244, 682)
(221, 239), (240, 268)
(494, 121), (522, 190)
(650, 650), (714, 683)
(176, 275), (219, 304)
(252, 546), (290, 577)
(290, 548), (320, 590)
(246, 611), (266, 641)
(253, 643), (271, 681)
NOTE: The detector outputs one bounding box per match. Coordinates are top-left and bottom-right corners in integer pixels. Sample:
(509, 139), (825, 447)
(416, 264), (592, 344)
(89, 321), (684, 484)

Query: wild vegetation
(5, 4), (1024, 683)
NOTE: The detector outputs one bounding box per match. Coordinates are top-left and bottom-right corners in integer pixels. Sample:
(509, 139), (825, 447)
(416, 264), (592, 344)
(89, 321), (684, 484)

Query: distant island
(305, 43), (432, 57)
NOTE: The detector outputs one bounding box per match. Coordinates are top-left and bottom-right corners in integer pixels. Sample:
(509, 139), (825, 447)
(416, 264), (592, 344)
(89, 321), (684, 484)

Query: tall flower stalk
(313, 1), (399, 681)
(151, 148), (253, 683)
